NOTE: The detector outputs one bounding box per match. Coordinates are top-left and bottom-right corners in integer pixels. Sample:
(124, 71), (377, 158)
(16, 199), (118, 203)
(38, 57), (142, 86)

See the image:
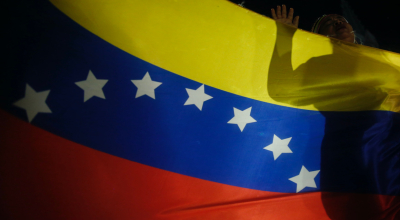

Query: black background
(230, 0), (400, 53)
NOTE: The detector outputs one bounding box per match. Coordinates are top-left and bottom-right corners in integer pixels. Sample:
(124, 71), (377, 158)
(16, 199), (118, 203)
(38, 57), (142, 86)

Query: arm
(267, 5), (301, 105)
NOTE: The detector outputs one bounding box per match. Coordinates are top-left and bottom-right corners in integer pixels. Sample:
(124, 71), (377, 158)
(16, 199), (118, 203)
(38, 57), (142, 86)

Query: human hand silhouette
(271, 5), (299, 28)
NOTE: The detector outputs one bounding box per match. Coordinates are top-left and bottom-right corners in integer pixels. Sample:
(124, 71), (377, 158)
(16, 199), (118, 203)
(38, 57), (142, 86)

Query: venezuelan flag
(1, 0), (399, 219)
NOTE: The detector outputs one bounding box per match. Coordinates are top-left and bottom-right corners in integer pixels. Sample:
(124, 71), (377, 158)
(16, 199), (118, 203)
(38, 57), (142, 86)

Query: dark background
(230, 0), (400, 53)
(1, 0), (399, 53)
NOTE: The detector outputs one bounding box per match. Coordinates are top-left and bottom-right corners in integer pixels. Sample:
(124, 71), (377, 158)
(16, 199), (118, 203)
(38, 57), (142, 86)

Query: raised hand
(271, 5), (299, 28)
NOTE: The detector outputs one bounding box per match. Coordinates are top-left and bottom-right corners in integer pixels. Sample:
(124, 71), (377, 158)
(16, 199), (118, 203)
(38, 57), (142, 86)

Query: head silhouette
(312, 14), (355, 44)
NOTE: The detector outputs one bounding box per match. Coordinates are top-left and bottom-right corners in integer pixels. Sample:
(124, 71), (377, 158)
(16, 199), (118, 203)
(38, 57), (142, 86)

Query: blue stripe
(1, 0), (399, 195)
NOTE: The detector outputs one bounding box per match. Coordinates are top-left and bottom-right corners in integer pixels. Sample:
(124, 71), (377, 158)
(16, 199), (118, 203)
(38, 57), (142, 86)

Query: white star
(184, 84), (213, 110)
(227, 107), (256, 132)
(264, 134), (293, 160)
(75, 70), (108, 102)
(13, 84), (52, 123)
(289, 166), (320, 193)
(131, 72), (162, 99)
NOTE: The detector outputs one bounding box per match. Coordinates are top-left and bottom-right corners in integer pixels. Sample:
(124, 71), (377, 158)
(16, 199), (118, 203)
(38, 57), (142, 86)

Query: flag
(1, 0), (399, 219)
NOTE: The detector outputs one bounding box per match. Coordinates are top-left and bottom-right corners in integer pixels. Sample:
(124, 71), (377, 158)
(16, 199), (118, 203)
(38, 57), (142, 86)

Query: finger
(282, 5), (287, 19)
(271, 8), (277, 19)
(276, 5), (282, 19)
(293, 16), (300, 28)
(287, 8), (294, 21)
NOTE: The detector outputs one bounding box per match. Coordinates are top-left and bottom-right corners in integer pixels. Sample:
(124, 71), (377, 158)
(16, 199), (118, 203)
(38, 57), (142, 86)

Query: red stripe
(0, 110), (398, 219)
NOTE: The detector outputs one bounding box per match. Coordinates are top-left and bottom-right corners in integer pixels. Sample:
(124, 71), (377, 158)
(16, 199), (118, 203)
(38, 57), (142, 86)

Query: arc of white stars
(184, 84), (213, 111)
(289, 166), (320, 193)
(131, 72), (162, 99)
(75, 70), (108, 102)
(13, 84), (52, 123)
(264, 134), (293, 160)
(227, 107), (256, 132)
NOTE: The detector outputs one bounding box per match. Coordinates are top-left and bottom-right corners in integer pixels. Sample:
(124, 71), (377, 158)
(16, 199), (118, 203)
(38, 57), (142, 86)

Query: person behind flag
(270, 4), (360, 44)
(268, 4), (399, 220)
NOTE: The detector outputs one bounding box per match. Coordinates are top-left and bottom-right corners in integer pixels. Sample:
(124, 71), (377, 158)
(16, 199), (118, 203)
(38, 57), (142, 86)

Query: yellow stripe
(50, 0), (400, 112)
